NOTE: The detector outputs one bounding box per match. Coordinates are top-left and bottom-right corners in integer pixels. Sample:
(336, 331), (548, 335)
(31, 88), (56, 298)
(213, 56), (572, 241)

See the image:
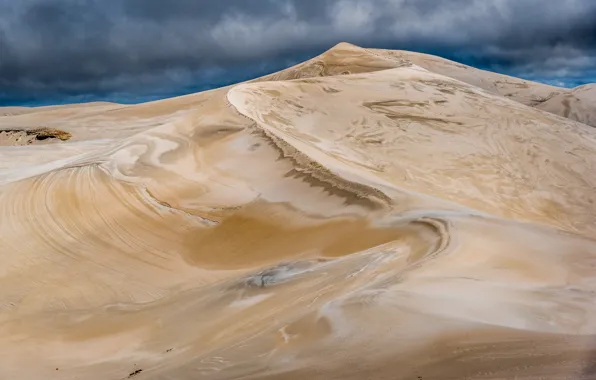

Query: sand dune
(536, 84), (596, 127)
(369, 48), (564, 106)
(1, 43), (596, 379)
(370, 48), (596, 128)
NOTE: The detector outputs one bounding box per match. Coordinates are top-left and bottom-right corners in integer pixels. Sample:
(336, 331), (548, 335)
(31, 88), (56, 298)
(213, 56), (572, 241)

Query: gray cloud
(1, 0), (595, 103)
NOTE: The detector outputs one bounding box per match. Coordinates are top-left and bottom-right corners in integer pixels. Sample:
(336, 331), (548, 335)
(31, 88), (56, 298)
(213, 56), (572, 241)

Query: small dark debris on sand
(128, 369), (143, 378)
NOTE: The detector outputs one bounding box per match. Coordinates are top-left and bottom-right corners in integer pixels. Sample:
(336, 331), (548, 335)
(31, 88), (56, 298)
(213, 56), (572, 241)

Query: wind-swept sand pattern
(229, 65), (596, 236)
(369, 48), (565, 106)
(370, 48), (596, 128)
(536, 84), (596, 127)
(1, 43), (596, 379)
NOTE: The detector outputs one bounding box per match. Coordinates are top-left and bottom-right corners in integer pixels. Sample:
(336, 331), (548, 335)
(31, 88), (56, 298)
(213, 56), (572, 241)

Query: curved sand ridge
(1, 43), (596, 379)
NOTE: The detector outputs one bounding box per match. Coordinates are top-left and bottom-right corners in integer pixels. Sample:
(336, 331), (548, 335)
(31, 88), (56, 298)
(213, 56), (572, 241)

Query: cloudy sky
(1, 0), (595, 105)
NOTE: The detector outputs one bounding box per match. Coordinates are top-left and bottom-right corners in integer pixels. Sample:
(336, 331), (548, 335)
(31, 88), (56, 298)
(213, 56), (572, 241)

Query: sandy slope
(536, 84), (596, 127)
(1, 43), (596, 380)
(370, 48), (596, 128)
(369, 48), (564, 106)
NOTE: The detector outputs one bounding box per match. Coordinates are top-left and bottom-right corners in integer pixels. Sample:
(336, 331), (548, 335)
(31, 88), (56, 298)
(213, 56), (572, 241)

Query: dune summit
(1, 43), (596, 380)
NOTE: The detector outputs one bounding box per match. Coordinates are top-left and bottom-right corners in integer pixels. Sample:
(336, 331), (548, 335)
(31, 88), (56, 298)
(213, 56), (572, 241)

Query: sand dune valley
(3, 43), (596, 379)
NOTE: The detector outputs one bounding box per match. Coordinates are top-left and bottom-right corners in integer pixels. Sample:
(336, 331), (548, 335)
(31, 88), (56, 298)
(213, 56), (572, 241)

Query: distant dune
(535, 84), (596, 127)
(370, 48), (565, 105)
(1, 43), (596, 380)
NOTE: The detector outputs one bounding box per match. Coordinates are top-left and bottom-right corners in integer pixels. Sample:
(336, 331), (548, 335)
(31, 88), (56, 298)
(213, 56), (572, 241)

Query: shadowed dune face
(1, 43), (596, 379)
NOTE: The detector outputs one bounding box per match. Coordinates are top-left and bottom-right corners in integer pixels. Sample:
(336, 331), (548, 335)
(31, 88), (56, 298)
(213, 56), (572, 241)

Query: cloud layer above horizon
(1, 0), (595, 105)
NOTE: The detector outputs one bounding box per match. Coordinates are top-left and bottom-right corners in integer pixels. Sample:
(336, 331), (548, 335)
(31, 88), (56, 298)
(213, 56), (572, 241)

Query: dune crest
(1, 44), (596, 379)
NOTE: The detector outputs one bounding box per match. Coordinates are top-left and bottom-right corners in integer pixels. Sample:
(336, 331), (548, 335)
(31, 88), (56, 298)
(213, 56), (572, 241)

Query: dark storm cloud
(1, 0), (595, 104)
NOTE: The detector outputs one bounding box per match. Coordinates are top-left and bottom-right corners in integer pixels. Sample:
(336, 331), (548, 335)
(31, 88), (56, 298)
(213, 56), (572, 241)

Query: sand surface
(536, 84), (596, 127)
(1, 43), (596, 379)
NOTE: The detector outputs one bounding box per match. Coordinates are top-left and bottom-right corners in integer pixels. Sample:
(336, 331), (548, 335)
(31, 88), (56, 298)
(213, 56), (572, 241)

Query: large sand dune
(1, 43), (596, 379)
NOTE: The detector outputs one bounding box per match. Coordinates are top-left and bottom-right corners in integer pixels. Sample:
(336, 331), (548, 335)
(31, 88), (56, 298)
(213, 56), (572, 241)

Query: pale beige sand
(0, 130), (39, 146)
(370, 47), (596, 128)
(369, 48), (565, 107)
(536, 84), (596, 127)
(1, 43), (596, 380)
